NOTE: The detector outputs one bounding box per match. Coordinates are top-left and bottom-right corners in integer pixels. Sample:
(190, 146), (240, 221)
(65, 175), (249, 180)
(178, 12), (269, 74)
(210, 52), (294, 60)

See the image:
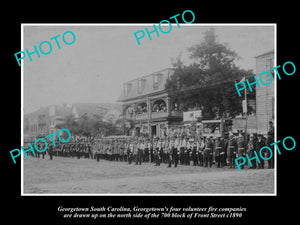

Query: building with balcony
(118, 68), (183, 137)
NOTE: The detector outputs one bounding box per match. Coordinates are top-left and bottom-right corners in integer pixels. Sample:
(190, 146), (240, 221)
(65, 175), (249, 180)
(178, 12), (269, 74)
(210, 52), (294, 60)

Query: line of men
(24, 141), (94, 160)
(93, 131), (274, 169)
(27, 130), (274, 170)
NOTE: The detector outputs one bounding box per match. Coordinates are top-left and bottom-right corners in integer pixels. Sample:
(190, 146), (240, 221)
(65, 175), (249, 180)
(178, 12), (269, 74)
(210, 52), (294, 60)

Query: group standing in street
(25, 125), (274, 170)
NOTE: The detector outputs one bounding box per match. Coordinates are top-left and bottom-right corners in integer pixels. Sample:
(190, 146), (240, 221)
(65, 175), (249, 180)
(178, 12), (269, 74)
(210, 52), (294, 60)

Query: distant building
(24, 104), (72, 142)
(255, 50), (275, 134)
(71, 103), (121, 122)
(118, 68), (183, 137)
(24, 103), (122, 141)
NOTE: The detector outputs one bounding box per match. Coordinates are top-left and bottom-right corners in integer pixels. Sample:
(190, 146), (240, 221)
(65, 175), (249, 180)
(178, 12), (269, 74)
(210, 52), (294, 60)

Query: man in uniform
(150, 137), (155, 163)
(179, 135), (185, 165)
(167, 137), (175, 167)
(132, 139), (138, 164)
(219, 137), (226, 167)
(227, 133), (238, 168)
(144, 138), (150, 162)
(155, 138), (162, 166)
(182, 136), (189, 165)
(95, 142), (100, 162)
(191, 138), (198, 166)
(128, 140), (134, 164)
(203, 136), (214, 167)
(173, 136), (179, 167)
(237, 133), (246, 170)
(136, 139), (143, 165)
(247, 133), (257, 169)
(266, 131), (274, 169)
(214, 136), (224, 168)
(257, 134), (266, 169)
(197, 137), (205, 167)
(163, 138), (169, 164)
(47, 141), (54, 160)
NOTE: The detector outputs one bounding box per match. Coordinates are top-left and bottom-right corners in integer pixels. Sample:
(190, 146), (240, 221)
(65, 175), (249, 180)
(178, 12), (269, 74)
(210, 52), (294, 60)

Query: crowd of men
(27, 126), (274, 170)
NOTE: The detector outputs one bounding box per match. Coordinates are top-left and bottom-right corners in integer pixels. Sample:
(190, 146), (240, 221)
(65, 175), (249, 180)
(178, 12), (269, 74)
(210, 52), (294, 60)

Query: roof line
(124, 68), (174, 83)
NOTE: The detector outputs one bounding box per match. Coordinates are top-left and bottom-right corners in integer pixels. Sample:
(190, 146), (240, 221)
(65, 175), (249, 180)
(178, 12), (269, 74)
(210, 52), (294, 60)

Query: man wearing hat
(247, 133), (257, 169)
(173, 136), (179, 167)
(163, 137), (169, 163)
(167, 137), (175, 167)
(227, 133), (238, 168)
(154, 137), (162, 166)
(47, 141), (54, 160)
(191, 138), (198, 166)
(185, 137), (191, 165)
(237, 133), (246, 169)
(179, 135), (185, 165)
(257, 134), (266, 169)
(266, 131), (274, 169)
(136, 138), (143, 165)
(214, 136), (224, 168)
(197, 137), (205, 167)
(128, 140), (134, 164)
(204, 136), (214, 167)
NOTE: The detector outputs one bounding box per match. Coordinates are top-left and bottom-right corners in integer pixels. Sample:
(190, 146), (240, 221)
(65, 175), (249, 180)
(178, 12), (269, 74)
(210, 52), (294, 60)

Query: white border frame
(21, 23), (277, 196)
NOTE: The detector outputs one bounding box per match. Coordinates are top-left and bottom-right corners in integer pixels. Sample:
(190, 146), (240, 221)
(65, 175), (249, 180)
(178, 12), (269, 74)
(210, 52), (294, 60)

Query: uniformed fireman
(257, 134), (266, 169)
(145, 138), (151, 163)
(154, 137), (162, 166)
(214, 136), (224, 168)
(163, 138), (169, 163)
(204, 136), (214, 167)
(167, 138), (174, 167)
(47, 142), (54, 160)
(136, 139), (143, 165)
(266, 131), (274, 169)
(247, 133), (257, 169)
(197, 137), (205, 166)
(128, 140), (133, 164)
(237, 133), (246, 169)
(227, 133), (238, 168)
(179, 135), (185, 165)
(173, 136), (179, 167)
(182, 136), (188, 165)
(191, 138), (198, 166)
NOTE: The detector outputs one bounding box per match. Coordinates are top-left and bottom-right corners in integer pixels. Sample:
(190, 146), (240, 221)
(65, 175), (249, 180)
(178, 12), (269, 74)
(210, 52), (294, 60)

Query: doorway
(151, 125), (157, 137)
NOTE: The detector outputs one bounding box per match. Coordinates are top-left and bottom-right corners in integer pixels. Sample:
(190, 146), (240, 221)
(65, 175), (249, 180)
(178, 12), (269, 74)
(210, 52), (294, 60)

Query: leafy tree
(166, 27), (254, 119)
(56, 113), (123, 138)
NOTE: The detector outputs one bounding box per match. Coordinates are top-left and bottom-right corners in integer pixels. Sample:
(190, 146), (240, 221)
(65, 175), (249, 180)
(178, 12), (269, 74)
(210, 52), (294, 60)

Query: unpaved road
(23, 156), (274, 194)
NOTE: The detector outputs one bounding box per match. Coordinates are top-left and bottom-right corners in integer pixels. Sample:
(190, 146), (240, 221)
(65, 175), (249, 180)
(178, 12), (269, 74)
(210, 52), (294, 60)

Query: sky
(23, 24), (275, 114)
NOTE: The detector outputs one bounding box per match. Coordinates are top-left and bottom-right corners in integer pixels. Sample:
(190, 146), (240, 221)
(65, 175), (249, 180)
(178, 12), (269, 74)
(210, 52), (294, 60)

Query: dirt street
(23, 156), (274, 194)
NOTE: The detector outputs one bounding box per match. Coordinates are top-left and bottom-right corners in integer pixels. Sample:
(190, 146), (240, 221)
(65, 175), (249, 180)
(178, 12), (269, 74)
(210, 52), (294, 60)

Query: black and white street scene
(23, 25), (275, 194)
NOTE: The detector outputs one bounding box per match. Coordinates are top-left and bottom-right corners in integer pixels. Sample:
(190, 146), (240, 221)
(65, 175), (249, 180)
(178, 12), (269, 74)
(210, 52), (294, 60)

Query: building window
(152, 99), (167, 112)
(138, 79), (142, 93)
(272, 96), (274, 119)
(153, 74), (162, 90)
(267, 58), (274, 75)
(124, 83), (132, 97)
(136, 102), (147, 114)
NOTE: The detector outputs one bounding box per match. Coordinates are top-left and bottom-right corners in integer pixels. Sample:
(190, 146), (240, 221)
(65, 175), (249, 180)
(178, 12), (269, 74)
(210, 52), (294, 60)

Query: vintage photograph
(22, 24), (276, 195)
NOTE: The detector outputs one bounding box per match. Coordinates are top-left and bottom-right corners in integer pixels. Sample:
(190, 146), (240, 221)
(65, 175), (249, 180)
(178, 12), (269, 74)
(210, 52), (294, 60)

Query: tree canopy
(56, 114), (123, 138)
(165, 28), (254, 119)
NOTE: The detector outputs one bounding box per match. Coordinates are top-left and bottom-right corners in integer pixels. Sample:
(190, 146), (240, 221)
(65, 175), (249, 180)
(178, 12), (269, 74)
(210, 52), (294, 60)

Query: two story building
(255, 49), (275, 134)
(118, 68), (183, 138)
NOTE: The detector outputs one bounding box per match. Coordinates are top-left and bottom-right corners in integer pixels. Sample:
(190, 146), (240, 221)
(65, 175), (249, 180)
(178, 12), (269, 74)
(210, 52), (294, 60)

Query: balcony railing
(151, 111), (167, 119)
(170, 110), (183, 117)
(135, 113), (148, 120)
(131, 110), (183, 121)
